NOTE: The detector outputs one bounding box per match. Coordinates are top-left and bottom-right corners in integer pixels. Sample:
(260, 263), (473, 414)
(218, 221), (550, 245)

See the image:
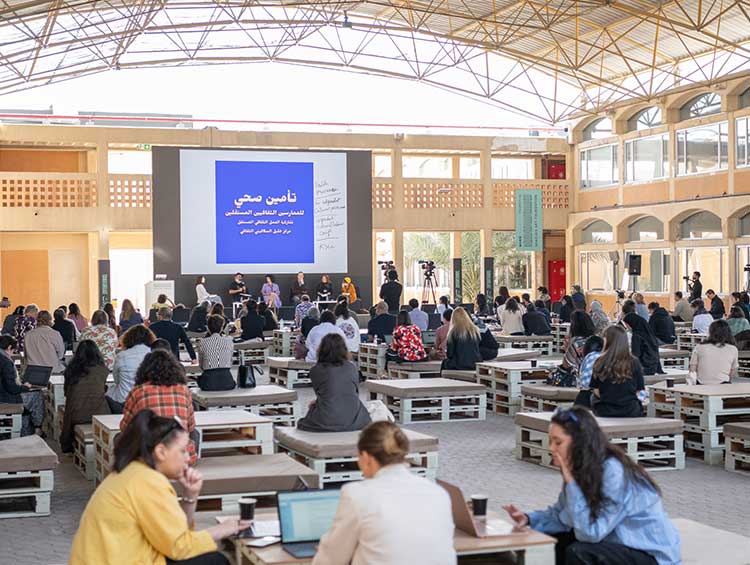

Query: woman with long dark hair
(2, 305), (24, 336)
(60, 340), (110, 452)
(187, 301), (209, 333)
(70, 410), (248, 564)
(562, 310), (596, 373)
(623, 311), (663, 375)
(68, 302), (88, 332)
(558, 295), (575, 323)
(504, 406), (680, 565)
(500, 298), (524, 335)
(689, 319), (738, 385)
(589, 326), (645, 417)
(103, 302), (118, 332)
(475, 293), (490, 317)
(53, 307), (78, 350)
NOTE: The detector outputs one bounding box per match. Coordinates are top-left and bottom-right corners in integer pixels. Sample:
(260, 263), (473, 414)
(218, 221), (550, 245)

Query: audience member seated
(407, 298), (428, 331)
(187, 301), (209, 333)
(306, 311), (346, 363)
(197, 315), (235, 391)
(504, 406), (680, 565)
(60, 340), (110, 453)
(195, 275), (223, 307)
(500, 298), (524, 335)
(521, 293), (532, 309)
(313, 421), (455, 565)
(441, 307), (482, 371)
(79, 310), (119, 371)
(68, 302), (88, 332)
(588, 300), (609, 335)
(120, 349), (198, 464)
(298, 334), (371, 432)
(589, 326), (646, 417)
(689, 320), (738, 385)
(13, 303), (38, 353)
(534, 299), (552, 325)
(207, 303), (231, 330)
(740, 292), (750, 320)
(316, 274), (334, 301)
(238, 299), (264, 341)
(2, 305), (23, 336)
(53, 307), (78, 351)
(289, 271), (308, 305)
(24, 310), (66, 374)
(301, 306), (320, 337)
(477, 318), (499, 360)
(150, 293), (175, 312)
(727, 305), (750, 336)
(367, 301), (396, 342)
(261, 274), (282, 309)
(378, 270), (403, 314)
(257, 302), (279, 331)
(436, 295), (451, 316)
(0, 335), (44, 436)
(558, 295), (574, 323)
(334, 302), (360, 354)
(386, 311), (427, 367)
(632, 292), (649, 321)
(671, 291), (692, 322)
(341, 276), (358, 304)
(552, 311), (596, 386)
(474, 293), (491, 317)
(430, 308), (452, 360)
(690, 299), (713, 334)
(70, 410), (246, 565)
(103, 302), (118, 333)
(707, 289), (725, 319)
(574, 336), (605, 407)
(149, 308), (197, 363)
(119, 299), (144, 334)
(523, 303), (551, 336)
(295, 294), (313, 326)
(648, 301), (676, 345)
(623, 310), (663, 376)
(571, 285), (587, 310)
(107, 325), (155, 414)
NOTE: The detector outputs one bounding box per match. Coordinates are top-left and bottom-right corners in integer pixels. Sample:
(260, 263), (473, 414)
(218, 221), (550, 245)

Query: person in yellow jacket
(341, 277), (358, 304)
(69, 409), (250, 565)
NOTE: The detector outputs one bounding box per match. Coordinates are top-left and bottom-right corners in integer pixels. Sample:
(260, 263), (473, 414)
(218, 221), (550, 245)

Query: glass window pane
(627, 216), (663, 241)
(373, 154), (392, 177)
(737, 118), (747, 167)
(492, 232), (532, 291)
(491, 158), (533, 179)
(626, 134), (668, 182)
(720, 122), (729, 169)
(679, 247), (727, 294)
(625, 249), (668, 293)
(580, 251), (614, 291)
(740, 214), (750, 236)
(581, 144), (617, 188)
(581, 220), (614, 243)
(685, 124), (719, 173)
(679, 211), (722, 239)
(459, 157), (481, 179)
(737, 246), (750, 290)
(403, 232), (451, 303)
(680, 93), (722, 120)
(582, 118), (613, 141)
(402, 156), (452, 178)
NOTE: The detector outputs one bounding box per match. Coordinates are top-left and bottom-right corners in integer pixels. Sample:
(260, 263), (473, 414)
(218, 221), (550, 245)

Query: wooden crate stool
(658, 348), (690, 369)
(739, 351), (750, 377)
(364, 378), (487, 424)
(515, 412), (685, 471)
(356, 342), (388, 379)
(92, 414), (122, 485)
(440, 370), (476, 383)
(476, 361), (551, 416)
(386, 360), (443, 379)
(233, 340), (272, 366)
(494, 334), (554, 356)
(267, 357), (314, 389)
(194, 410), (274, 457)
(0, 435), (58, 518)
(173, 453), (320, 512)
(271, 330), (296, 357)
(0, 404), (22, 440)
(724, 422), (750, 474)
(676, 332), (706, 352)
(550, 323), (570, 353)
(520, 385), (579, 412)
(192, 385), (300, 425)
(275, 426), (439, 486)
(73, 424), (95, 481)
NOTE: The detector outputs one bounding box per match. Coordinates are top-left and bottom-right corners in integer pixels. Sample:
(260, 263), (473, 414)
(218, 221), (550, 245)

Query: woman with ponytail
(70, 409), (249, 564)
(503, 406), (680, 565)
(313, 421), (455, 565)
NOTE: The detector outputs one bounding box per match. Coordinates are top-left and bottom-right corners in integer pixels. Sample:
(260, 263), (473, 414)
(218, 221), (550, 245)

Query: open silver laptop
(438, 480), (513, 538)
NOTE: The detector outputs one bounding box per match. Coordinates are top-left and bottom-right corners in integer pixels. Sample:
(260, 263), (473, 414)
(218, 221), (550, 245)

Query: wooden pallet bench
(550, 323), (570, 353)
(0, 435), (58, 518)
(73, 424), (95, 481)
(739, 351), (750, 376)
(643, 368), (689, 387)
(676, 332), (707, 352)
(275, 426), (439, 486)
(267, 356), (314, 388)
(233, 339), (272, 366)
(173, 453), (320, 512)
(192, 385), (300, 425)
(386, 360), (443, 380)
(520, 384), (579, 412)
(0, 404), (22, 440)
(364, 378), (487, 424)
(515, 412), (684, 471)
(724, 422), (750, 474)
(659, 348), (691, 369)
(673, 321), (693, 334)
(356, 342), (388, 379)
(494, 334), (554, 356)
(440, 370), (476, 383)
(475, 361), (552, 416)
(271, 330), (297, 357)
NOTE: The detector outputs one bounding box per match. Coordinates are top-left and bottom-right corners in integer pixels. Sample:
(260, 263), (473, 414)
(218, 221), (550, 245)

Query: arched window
(582, 118), (613, 141)
(679, 211), (722, 239)
(581, 220), (613, 243)
(627, 216), (663, 241)
(680, 93), (721, 120)
(739, 212), (750, 237)
(739, 88), (750, 110)
(627, 107), (662, 131)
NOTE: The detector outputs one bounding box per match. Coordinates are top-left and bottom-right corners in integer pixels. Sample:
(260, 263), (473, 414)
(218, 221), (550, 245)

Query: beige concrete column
(394, 228), (404, 289)
(728, 113), (736, 195)
(96, 139), (109, 212)
(480, 145), (494, 294)
(728, 237), (737, 295)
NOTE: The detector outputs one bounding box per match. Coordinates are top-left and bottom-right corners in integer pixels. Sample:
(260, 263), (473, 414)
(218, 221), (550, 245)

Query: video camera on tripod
(419, 260), (436, 278)
(378, 260), (395, 273)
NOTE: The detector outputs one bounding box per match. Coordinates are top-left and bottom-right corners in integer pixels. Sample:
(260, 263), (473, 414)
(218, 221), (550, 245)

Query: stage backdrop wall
(152, 147), (373, 308)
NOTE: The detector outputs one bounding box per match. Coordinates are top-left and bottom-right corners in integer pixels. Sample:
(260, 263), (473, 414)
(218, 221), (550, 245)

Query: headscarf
(589, 301), (610, 334)
(623, 312), (662, 375)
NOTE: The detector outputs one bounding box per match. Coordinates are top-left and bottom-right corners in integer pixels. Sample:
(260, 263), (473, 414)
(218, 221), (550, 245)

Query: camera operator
(379, 269), (403, 314)
(686, 271), (702, 301)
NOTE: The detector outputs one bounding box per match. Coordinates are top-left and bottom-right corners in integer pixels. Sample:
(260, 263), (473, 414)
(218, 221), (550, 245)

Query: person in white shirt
(436, 295), (451, 316)
(690, 299), (713, 334)
(313, 421), (456, 565)
(305, 310), (347, 363)
(407, 298), (429, 332)
(334, 302), (361, 354)
(500, 298), (525, 335)
(194, 275), (222, 306)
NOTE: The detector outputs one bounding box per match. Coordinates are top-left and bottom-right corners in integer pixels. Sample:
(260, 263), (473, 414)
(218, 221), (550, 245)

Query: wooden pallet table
(73, 424), (95, 481)
(520, 385), (579, 413)
(356, 342), (388, 379)
(644, 368), (690, 387)
(0, 435), (58, 518)
(267, 356), (314, 388)
(275, 426), (439, 486)
(364, 378), (487, 424)
(550, 323), (570, 353)
(233, 339), (272, 366)
(659, 348), (691, 369)
(673, 321), (693, 334)
(192, 385), (300, 425)
(493, 334), (554, 356)
(515, 412), (685, 471)
(676, 332), (707, 352)
(0, 404), (22, 440)
(271, 330), (296, 357)
(724, 422), (750, 474)
(739, 351), (750, 377)
(475, 361), (552, 416)
(386, 359), (443, 379)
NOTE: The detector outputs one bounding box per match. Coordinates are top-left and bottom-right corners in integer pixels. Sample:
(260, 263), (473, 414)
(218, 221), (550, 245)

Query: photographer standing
(379, 270), (403, 314)
(688, 271), (702, 301)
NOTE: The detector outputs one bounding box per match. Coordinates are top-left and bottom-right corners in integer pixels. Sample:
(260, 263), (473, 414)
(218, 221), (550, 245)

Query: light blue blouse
(529, 457), (681, 565)
(107, 343), (152, 403)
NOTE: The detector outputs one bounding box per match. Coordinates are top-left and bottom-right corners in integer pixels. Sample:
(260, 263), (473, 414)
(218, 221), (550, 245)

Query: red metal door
(548, 260), (566, 303)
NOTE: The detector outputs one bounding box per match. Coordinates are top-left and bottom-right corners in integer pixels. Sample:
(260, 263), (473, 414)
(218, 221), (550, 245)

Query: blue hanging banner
(515, 189), (543, 251)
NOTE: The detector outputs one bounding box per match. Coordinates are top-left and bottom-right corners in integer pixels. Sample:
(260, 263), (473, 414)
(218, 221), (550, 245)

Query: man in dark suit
(149, 308), (197, 363)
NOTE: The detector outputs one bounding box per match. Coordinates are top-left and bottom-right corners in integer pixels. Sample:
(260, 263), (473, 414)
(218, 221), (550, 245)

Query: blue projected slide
(215, 160), (314, 264)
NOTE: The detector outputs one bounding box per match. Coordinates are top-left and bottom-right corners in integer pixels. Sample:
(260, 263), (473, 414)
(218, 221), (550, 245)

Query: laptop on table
(22, 365), (53, 389)
(438, 480), (513, 538)
(277, 489), (341, 558)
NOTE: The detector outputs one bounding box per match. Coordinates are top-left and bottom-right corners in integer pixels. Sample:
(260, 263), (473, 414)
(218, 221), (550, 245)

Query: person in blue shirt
(534, 300), (552, 325)
(504, 406), (680, 565)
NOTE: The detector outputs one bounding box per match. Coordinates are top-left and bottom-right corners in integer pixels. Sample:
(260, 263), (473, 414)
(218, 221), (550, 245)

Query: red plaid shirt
(120, 383), (197, 465)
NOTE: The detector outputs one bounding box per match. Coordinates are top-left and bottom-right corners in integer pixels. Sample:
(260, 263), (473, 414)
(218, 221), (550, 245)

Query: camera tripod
(421, 273), (438, 305)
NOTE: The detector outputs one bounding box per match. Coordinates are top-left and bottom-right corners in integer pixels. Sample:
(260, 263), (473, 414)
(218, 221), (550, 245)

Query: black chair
(173, 306), (190, 326)
(421, 304), (437, 314)
(277, 306), (295, 322)
(551, 301), (562, 315)
(148, 308), (158, 323)
(460, 303), (475, 314)
(427, 313), (442, 330)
